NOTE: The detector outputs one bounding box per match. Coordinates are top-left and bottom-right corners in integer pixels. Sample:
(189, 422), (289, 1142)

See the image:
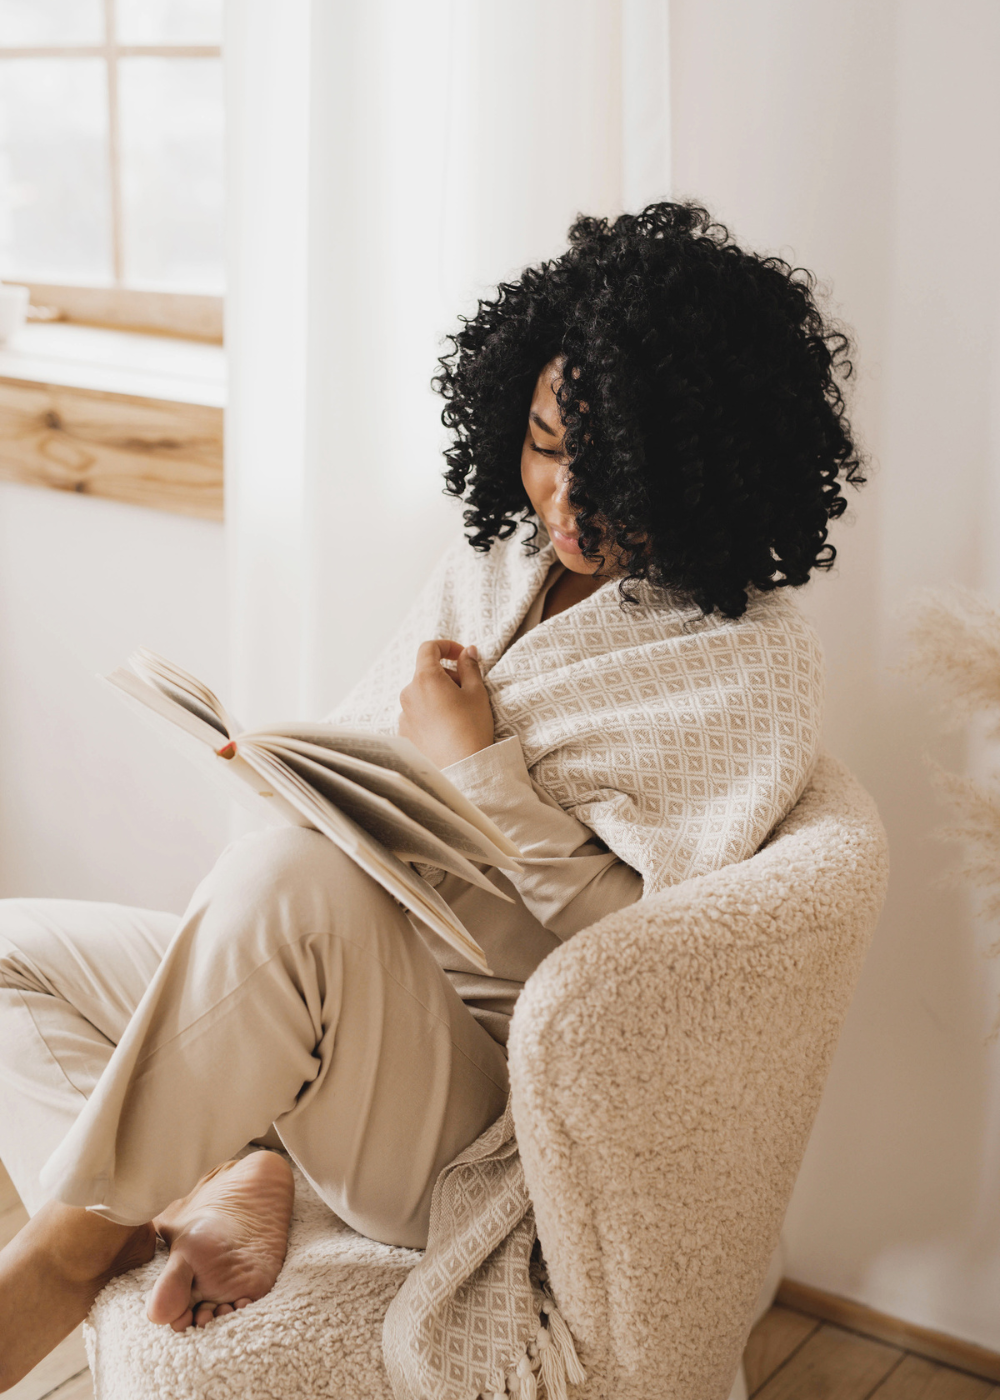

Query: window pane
(119, 57), (223, 294)
(0, 0), (103, 45)
(0, 58), (112, 283)
(116, 0), (222, 45)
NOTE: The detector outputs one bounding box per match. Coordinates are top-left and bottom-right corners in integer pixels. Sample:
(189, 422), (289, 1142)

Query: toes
(165, 1300), (236, 1330)
(194, 1302), (216, 1328)
(234, 1298), (252, 1309)
(193, 1300), (238, 1327)
(146, 1249), (196, 1327)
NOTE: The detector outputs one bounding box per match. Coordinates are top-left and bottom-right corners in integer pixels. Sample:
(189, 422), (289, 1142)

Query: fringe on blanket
(482, 1288), (587, 1400)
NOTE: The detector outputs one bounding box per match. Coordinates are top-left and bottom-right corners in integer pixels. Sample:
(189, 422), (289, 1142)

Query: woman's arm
(397, 636), (643, 937)
(441, 734), (644, 941)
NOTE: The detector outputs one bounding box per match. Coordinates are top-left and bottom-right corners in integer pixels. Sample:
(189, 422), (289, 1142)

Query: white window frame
(0, 3), (223, 341)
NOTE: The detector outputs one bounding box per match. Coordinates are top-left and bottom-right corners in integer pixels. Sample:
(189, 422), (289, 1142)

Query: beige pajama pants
(0, 827), (510, 1249)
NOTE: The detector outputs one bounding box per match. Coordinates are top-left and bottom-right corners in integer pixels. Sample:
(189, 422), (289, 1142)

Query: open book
(104, 649), (523, 975)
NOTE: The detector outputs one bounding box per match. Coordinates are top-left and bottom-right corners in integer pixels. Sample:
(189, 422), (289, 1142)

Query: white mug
(0, 283), (29, 344)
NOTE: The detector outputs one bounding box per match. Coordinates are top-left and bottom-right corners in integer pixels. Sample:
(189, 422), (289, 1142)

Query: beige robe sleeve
(441, 734), (644, 941)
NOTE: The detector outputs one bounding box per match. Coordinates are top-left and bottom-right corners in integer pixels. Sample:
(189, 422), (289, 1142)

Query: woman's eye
(531, 442), (559, 457)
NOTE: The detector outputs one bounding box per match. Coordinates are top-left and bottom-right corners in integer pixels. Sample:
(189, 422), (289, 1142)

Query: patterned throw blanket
(327, 518), (824, 1399)
(381, 1098), (585, 1400)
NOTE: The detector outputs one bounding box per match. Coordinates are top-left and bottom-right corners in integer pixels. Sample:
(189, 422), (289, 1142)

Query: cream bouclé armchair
(86, 753), (888, 1400)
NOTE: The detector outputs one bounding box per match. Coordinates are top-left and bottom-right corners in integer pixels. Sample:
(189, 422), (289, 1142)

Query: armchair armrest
(507, 755), (888, 1400)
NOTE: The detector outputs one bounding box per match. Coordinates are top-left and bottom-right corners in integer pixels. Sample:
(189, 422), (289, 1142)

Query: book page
(103, 677), (312, 830)
(103, 669), (228, 748)
(247, 723), (520, 858)
(256, 736), (517, 869)
(130, 648), (240, 738)
(250, 742), (513, 900)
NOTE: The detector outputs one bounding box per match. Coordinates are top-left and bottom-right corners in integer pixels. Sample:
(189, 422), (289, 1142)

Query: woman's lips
(549, 525), (583, 553)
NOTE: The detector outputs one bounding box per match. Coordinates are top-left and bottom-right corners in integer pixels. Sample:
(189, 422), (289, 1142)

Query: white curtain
(224, 0), (671, 726)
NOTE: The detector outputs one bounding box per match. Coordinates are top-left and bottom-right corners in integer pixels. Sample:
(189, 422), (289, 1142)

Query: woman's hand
(398, 640), (494, 769)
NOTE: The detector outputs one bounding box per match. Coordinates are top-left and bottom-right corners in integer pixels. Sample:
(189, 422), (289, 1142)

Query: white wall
(0, 482), (231, 913)
(672, 0), (1000, 1348)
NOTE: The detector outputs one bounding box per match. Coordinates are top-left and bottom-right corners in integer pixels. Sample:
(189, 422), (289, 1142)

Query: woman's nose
(552, 461), (572, 506)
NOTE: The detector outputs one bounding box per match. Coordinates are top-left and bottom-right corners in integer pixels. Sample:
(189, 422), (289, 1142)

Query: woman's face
(520, 358), (607, 576)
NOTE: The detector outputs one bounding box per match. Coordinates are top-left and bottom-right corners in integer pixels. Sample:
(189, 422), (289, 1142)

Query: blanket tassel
(503, 1352), (538, 1400)
(518, 1353), (539, 1400)
(541, 1300), (587, 1391)
(538, 1326), (567, 1400)
(484, 1301), (586, 1399)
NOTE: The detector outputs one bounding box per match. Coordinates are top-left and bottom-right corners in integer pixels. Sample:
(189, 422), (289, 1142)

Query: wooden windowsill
(21, 284), (224, 343)
(0, 323), (225, 520)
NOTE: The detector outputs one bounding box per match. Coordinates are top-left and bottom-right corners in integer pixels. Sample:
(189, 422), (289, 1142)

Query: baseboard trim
(776, 1279), (1000, 1384)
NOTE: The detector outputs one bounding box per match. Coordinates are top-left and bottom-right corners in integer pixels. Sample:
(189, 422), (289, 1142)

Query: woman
(0, 202), (862, 1390)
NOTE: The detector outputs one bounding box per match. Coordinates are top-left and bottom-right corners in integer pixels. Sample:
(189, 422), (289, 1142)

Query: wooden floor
(2, 1164), (996, 1400)
(746, 1305), (1000, 1400)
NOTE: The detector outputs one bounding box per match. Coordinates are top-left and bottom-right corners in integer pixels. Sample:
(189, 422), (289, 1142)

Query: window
(0, 0), (223, 339)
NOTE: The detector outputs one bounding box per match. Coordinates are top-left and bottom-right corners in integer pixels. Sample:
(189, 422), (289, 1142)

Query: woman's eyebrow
(530, 411), (558, 437)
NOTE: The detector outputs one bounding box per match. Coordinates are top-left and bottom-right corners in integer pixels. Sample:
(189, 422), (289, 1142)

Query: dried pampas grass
(906, 586), (1000, 1031)
(929, 764), (1000, 933)
(903, 585), (1000, 736)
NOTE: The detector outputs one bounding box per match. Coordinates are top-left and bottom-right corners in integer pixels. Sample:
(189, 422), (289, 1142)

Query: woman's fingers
(414, 639), (464, 670)
(455, 645), (483, 688)
(413, 639), (482, 688)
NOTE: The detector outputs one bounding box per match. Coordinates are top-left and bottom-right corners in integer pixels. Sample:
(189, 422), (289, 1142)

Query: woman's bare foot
(146, 1151), (294, 1331)
(0, 1206), (155, 1392)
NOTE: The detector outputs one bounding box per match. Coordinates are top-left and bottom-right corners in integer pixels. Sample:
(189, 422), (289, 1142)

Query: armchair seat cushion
(85, 1161), (419, 1400)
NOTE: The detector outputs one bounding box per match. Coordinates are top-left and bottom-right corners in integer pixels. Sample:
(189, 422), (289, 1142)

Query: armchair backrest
(508, 754), (889, 1400)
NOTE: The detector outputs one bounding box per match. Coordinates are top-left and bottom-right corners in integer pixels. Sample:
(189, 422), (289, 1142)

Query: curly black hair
(433, 200), (865, 619)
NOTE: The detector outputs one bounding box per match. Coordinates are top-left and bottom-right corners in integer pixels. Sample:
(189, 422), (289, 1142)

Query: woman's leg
(0, 900), (178, 1214)
(38, 825), (509, 1247)
(0, 826), (508, 1384)
(0, 901), (177, 1389)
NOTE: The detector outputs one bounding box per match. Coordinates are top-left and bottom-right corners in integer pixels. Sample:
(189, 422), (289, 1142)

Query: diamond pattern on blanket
(327, 518), (824, 895)
(382, 1098), (542, 1400)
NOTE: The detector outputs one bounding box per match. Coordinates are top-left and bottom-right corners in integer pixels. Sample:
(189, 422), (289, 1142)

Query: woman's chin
(554, 549), (589, 571)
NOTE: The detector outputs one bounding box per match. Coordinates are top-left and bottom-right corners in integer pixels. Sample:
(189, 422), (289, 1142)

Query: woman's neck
(541, 566), (610, 623)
